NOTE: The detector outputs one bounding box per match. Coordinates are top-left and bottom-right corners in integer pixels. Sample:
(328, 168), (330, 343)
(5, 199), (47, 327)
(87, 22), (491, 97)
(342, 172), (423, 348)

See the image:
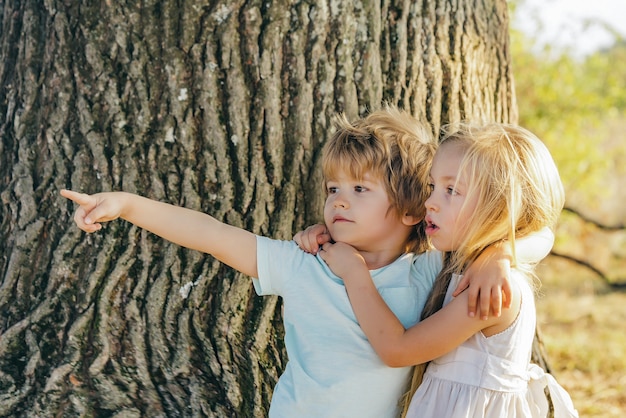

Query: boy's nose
(333, 195), (348, 209)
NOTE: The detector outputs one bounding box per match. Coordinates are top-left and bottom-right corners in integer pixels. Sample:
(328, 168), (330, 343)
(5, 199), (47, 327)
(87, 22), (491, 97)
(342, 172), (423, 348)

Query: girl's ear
(402, 214), (422, 226)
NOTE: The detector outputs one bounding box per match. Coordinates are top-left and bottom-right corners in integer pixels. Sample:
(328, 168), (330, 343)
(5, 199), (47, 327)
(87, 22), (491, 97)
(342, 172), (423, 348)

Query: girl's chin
(429, 237), (452, 252)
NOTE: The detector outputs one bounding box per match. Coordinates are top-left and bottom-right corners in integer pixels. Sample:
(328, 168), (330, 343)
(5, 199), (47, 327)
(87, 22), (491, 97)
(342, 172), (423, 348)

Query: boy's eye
(327, 186), (338, 194)
(354, 185), (367, 193)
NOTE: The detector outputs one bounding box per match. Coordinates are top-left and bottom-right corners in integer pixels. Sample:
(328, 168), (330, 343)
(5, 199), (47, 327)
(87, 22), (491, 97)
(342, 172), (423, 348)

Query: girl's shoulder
(510, 269), (536, 300)
(483, 270), (534, 338)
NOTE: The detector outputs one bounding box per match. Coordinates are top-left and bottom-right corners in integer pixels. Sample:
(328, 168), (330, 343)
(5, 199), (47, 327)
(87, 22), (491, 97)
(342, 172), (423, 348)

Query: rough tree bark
(1, 1), (529, 417)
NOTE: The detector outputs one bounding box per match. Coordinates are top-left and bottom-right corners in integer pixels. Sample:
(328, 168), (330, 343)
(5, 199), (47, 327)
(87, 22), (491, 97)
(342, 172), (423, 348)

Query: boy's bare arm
(457, 227), (554, 319)
(515, 226), (555, 264)
(61, 190), (258, 277)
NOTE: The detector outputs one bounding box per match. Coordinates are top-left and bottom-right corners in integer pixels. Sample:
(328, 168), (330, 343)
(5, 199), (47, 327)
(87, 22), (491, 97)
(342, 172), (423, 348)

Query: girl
(303, 123), (578, 417)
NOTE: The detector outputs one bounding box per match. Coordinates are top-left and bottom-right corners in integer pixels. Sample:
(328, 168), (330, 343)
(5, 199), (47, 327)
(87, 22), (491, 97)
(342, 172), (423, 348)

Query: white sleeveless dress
(405, 273), (579, 418)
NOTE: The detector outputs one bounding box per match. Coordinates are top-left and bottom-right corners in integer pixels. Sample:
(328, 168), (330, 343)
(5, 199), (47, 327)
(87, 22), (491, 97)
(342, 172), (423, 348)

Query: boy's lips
(332, 215), (351, 223)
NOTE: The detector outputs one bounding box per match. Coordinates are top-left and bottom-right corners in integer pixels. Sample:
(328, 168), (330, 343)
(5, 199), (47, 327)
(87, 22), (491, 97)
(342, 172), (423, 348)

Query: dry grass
(535, 258), (626, 417)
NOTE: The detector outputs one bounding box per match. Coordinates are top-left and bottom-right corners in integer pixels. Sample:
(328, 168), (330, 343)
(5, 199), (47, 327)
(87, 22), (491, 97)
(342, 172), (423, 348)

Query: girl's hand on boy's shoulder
(293, 223), (331, 254)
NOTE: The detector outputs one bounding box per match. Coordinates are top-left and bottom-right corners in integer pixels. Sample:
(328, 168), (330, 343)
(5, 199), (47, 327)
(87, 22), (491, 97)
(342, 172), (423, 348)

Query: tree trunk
(1, 1), (531, 417)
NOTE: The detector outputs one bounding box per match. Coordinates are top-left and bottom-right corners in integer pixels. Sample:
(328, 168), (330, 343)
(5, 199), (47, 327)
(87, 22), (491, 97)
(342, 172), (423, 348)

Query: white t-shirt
(253, 236), (442, 418)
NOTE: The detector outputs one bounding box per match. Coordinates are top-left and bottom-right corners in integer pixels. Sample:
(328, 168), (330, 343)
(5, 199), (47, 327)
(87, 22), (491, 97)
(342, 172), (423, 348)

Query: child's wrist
(490, 239), (513, 260)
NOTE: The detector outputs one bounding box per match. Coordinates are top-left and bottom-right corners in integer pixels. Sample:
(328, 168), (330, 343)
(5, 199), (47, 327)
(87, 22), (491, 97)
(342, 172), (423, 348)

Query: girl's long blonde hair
(400, 123), (565, 416)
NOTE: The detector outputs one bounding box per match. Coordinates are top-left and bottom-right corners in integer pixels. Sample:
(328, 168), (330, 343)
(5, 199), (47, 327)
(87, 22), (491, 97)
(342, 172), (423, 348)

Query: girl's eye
(446, 187), (459, 196)
(354, 185), (367, 192)
(327, 186), (338, 194)
(427, 183), (434, 193)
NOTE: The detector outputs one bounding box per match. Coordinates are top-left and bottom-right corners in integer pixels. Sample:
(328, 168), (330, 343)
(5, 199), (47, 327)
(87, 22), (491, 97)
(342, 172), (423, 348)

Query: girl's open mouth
(425, 220), (439, 235)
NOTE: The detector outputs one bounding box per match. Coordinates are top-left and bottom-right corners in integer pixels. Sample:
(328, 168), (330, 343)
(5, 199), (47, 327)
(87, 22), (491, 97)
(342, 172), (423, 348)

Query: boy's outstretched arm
(61, 189), (258, 277)
(456, 227), (555, 319)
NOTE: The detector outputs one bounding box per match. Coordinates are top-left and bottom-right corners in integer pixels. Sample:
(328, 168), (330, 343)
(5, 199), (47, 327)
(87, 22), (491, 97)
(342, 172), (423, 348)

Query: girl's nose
(425, 194), (437, 211)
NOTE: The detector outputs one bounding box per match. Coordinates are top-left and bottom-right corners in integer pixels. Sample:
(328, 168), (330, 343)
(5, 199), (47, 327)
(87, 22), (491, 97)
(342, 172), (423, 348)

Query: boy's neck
(358, 248), (405, 270)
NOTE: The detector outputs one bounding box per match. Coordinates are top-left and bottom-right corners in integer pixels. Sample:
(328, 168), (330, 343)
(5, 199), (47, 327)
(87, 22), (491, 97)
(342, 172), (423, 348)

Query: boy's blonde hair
(322, 105), (437, 253)
(400, 123), (565, 416)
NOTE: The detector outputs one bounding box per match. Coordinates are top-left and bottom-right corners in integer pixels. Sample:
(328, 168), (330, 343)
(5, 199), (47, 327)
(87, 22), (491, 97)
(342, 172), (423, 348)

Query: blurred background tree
(509, 1), (626, 416)
(510, 0), (626, 285)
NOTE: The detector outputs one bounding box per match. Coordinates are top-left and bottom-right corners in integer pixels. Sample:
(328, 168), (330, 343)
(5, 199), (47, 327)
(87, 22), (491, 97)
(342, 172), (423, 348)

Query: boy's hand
(453, 248), (512, 320)
(293, 223), (332, 254)
(61, 189), (124, 233)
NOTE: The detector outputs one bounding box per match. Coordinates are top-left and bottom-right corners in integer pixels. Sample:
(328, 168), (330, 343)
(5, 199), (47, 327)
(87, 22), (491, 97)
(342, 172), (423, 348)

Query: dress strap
(526, 364), (579, 418)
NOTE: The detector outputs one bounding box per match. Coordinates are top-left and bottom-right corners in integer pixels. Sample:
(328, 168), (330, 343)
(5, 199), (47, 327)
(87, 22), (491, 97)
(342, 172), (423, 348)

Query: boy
(61, 106), (514, 417)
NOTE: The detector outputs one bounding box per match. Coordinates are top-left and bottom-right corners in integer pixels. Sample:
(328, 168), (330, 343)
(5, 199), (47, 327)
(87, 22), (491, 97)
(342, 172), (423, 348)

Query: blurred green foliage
(509, 3), (626, 209)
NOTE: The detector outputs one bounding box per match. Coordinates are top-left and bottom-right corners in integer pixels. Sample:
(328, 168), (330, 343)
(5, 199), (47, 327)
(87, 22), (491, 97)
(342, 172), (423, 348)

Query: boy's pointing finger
(60, 189), (92, 205)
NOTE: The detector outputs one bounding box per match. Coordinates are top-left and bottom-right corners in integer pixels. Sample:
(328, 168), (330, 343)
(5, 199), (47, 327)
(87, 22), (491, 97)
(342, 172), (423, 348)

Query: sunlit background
(515, 0), (626, 57)
(511, 1), (626, 416)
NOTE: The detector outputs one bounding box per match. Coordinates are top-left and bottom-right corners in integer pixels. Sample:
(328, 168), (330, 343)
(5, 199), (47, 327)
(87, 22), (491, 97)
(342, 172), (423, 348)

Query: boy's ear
(402, 214), (422, 226)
